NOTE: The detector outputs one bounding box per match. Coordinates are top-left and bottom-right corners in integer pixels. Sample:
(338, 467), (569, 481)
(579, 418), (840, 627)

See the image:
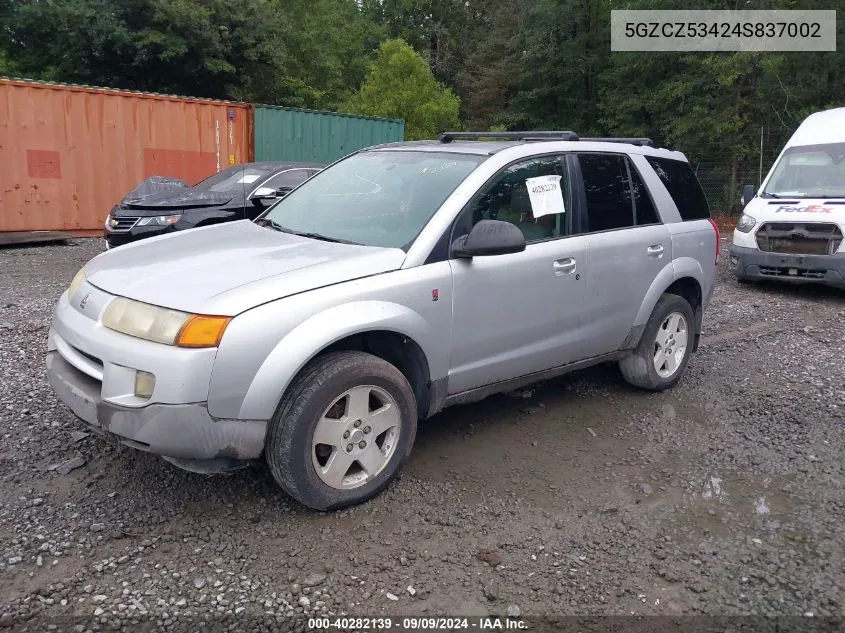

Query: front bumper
(729, 245), (845, 289)
(47, 351), (266, 465)
(46, 288), (267, 471)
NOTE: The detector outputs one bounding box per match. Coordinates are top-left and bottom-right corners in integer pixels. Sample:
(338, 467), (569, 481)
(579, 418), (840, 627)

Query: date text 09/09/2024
(308, 617), (528, 630)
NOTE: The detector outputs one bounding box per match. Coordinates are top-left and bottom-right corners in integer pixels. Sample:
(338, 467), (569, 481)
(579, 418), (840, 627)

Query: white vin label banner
(611, 10), (836, 52)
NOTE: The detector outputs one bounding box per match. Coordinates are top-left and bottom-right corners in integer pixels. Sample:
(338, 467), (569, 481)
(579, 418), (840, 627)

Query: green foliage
(2, 0), (845, 176)
(360, 0), (470, 86)
(456, 0), (526, 130)
(0, 48), (18, 77)
(515, 0), (611, 134)
(0, 0), (380, 107)
(345, 38), (461, 140)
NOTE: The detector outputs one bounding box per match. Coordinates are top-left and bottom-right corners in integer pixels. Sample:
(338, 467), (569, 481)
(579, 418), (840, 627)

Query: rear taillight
(708, 218), (720, 265)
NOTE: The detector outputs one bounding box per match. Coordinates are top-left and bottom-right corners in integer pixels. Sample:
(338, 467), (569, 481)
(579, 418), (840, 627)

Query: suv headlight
(136, 214), (182, 227)
(736, 213), (757, 233)
(102, 297), (231, 347)
(68, 268), (86, 298)
(105, 205), (120, 229)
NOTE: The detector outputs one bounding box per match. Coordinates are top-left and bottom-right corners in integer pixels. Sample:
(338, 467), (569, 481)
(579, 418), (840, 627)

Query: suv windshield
(262, 150), (484, 248)
(193, 167), (270, 193)
(763, 142), (845, 198)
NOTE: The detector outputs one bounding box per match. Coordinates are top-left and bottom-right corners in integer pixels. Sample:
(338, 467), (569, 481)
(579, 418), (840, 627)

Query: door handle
(647, 244), (665, 258)
(553, 258), (577, 275)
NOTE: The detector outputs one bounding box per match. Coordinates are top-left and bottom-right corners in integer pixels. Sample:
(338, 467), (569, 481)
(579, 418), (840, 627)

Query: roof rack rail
(439, 131), (579, 143)
(579, 137), (656, 147)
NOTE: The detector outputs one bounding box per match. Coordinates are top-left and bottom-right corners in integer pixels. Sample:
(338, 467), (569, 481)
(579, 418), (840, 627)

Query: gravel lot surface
(1, 237), (844, 631)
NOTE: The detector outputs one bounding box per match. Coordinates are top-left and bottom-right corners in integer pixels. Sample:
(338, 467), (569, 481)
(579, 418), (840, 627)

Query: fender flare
(633, 261), (676, 327)
(237, 300), (438, 421)
(627, 257), (707, 347)
(187, 211), (236, 228)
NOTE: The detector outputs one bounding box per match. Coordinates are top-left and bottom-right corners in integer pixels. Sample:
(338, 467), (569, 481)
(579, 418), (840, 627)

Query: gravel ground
(1, 237), (844, 631)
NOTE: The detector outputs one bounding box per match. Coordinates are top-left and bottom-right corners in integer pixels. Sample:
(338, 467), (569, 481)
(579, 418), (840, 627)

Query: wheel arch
(320, 330), (432, 419)
(236, 301), (438, 421)
(627, 259), (705, 350)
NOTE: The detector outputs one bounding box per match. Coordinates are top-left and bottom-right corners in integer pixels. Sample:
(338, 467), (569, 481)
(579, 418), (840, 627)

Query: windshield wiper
(287, 230), (360, 245)
(760, 192), (782, 198)
(255, 218), (358, 244)
(255, 217), (287, 232)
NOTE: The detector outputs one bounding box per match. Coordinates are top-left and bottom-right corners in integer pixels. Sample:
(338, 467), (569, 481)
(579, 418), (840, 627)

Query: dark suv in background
(104, 161), (324, 248)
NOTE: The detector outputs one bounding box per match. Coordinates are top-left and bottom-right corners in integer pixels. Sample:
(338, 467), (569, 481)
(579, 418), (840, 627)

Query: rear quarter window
(645, 156), (710, 220)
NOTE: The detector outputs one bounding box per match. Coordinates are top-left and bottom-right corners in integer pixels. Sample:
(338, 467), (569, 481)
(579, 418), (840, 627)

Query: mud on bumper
(729, 245), (845, 289)
(46, 351), (267, 473)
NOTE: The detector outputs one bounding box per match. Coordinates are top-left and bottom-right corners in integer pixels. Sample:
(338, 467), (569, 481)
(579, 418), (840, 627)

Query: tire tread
(619, 293), (694, 392)
(265, 351), (416, 510)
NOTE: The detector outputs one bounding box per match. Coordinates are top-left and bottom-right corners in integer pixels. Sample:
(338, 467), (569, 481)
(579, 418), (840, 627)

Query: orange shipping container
(0, 78), (253, 232)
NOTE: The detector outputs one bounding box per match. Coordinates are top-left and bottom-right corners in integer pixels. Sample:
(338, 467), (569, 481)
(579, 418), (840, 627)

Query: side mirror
(251, 186), (277, 199)
(250, 186), (279, 208)
(741, 184), (756, 207)
(451, 220), (526, 258)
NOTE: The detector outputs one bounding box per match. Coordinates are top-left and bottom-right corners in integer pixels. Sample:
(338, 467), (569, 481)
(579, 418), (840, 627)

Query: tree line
(2, 0), (843, 210)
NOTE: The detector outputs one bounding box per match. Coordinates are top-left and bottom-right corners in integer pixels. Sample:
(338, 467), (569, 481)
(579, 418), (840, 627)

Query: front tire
(265, 351), (418, 510)
(619, 293), (695, 391)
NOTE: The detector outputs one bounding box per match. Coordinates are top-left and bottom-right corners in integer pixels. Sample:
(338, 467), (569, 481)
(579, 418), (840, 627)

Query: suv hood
(747, 198), (845, 224)
(85, 221), (407, 315)
(118, 187), (235, 213)
(122, 176), (190, 201)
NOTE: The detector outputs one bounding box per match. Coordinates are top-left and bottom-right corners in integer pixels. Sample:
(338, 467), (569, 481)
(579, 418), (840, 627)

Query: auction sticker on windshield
(526, 175), (565, 218)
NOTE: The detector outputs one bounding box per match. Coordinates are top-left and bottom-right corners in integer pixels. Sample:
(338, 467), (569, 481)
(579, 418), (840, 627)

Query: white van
(730, 107), (845, 289)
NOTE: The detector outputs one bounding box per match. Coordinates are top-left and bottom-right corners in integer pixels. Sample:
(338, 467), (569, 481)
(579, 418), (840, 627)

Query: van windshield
(262, 150), (484, 249)
(763, 142), (845, 198)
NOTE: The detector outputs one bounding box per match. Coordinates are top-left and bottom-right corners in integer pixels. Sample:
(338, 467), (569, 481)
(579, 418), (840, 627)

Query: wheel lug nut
(358, 441), (366, 449)
(343, 431), (350, 439)
(346, 444), (353, 452)
(354, 420), (362, 428)
(364, 426), (371, 434)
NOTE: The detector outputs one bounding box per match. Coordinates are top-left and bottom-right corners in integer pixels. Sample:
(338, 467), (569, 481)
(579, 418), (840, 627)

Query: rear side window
(629, 163), (659, 225)
(645, 156), (710, 220)
(577, 154), (659, 232)
(263, 169), (311, 190)
(578, 154), (634, 232)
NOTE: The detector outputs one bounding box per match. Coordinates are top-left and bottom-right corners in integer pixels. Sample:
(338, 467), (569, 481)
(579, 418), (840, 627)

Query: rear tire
(619, 293), (695, 391)
(265, 351), (417, 510)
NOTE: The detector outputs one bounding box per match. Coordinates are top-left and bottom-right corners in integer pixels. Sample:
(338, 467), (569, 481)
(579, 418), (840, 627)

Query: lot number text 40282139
(307, 616), (528, 630)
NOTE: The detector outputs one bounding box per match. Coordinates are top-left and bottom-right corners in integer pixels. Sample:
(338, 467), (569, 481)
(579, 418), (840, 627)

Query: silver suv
(46, 131), (719, 510)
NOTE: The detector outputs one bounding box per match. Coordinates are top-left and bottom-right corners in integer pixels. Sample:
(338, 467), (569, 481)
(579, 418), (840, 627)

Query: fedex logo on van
(773, 204), (834, 214)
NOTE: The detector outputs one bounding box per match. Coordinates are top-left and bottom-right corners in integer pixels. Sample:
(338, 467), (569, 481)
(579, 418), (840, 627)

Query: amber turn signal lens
(175, 315), (231, 348)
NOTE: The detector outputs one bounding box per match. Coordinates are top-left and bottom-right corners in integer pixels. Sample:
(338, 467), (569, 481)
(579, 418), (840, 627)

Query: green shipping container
(254, 106), (404, 163)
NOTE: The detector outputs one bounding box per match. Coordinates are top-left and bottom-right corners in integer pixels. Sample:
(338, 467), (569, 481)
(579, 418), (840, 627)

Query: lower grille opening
(756, 222), (843, 255)
(759, 266), (826, 279)
(66, 343), (104, 377)
(73, 346), (103, 367)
